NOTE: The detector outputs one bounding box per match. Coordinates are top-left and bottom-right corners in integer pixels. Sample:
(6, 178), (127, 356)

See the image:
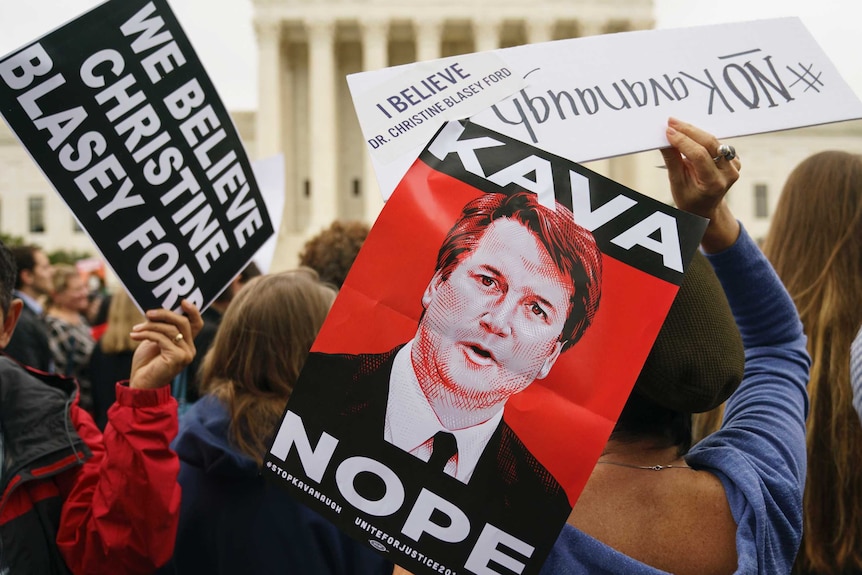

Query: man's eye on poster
(264, 119), (707, 575)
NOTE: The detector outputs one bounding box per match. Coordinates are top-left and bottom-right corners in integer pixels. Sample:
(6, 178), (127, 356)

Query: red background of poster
(312, 159), (678, 505)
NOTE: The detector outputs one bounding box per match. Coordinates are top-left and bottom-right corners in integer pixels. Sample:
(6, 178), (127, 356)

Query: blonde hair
(48, 264), (81, 306)
(100, 289), (145, 354)
(763, 150), (862, 574)
(200, 269), (336, 467)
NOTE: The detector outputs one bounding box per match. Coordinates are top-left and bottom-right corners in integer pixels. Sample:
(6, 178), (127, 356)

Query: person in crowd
(88, 291), (111, 341)
(853, 326), (862, 425)
(160, 269), (392, 575)
(0, 239), (204, 574)
(88, 288), (146, 430)
(178, 262), (262, 409)
(45, 264), (96, 413)
(298, 220), (370, 289)
(761, 150), (862, 574)
(547, 120), (809, 574)
(396, 118), (810, 575)
(4, 244), (53, 371)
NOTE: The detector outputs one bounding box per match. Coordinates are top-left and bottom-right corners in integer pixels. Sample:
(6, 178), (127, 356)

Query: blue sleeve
(688, 225), (810, 574)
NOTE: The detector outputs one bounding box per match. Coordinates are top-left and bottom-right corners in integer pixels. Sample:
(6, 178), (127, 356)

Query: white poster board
(250, 154), (285, 274)
(348, 17), (862, 200)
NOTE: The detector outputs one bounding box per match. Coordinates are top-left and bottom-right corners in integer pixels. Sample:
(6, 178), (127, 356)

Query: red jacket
(0, 356), (181, 574)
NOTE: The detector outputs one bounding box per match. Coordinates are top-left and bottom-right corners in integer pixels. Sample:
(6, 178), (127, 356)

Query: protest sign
(348, 17), (862, 200)
(0, 0), (272, 312)
(250, 154), (285, 274)
(264, 120), (707, 575)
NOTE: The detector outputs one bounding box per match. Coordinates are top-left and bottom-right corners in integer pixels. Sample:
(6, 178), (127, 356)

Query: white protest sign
(352, 52), (524, 164)
(348, 17), (862, 200)
(251, 154), (285, 274)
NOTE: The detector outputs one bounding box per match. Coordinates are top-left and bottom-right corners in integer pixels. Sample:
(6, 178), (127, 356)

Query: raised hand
(128, 299), (204, 390)
(660, 117), (742, 253)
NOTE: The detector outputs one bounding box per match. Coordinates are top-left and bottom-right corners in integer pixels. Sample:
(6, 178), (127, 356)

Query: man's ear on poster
(420, 269), (445, 311)
(536, 340), (563, 380)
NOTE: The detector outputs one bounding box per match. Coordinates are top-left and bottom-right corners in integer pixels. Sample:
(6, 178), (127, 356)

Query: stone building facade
(1, 0), (860, 274)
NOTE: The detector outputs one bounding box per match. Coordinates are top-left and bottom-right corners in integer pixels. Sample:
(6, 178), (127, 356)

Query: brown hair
(10, 244), (41, 290)
(298, 220), (369, 289)
(100, 290), (145, 354)
(49, 264), (79, 298)
(48, 264), (83, 308)
(200, 269), (336, 467)
(763, 150), (862, 574)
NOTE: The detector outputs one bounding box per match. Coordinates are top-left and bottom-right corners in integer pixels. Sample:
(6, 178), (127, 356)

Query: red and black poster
(264, 120), (706, 574)
(0, 0), (272, 312)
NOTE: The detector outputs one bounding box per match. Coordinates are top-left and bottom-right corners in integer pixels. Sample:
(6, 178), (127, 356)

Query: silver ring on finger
(174, 332), (184, 343)
(712, 143), (737, 162)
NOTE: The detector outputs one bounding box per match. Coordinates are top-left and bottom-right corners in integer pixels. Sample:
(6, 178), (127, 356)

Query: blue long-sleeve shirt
(540, 227), (811, 574)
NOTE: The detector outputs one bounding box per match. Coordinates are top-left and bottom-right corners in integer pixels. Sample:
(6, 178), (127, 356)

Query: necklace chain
(596, 460), (691, 471)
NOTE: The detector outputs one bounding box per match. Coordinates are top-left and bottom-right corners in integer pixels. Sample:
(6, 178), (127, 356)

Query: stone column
(255, 20), (282, 158)
(473, 18), (502, 52)
(360, 18), (389, 223)
(525, 18), (554, 45)
(579, 20), (605, 37)
(307, 17), (338, 231)
(415, 18), (443, 62)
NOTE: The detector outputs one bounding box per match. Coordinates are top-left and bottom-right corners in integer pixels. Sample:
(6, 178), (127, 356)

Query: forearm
(56, 384), (181, 575)
(705, 226), (810, 477)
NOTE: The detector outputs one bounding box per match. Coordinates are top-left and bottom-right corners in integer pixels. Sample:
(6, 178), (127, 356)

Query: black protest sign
(0, 0), (272, 312)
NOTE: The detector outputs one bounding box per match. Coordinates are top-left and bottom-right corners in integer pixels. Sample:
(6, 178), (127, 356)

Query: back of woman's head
(766, 151), (862, 319)
(100, 290), (144, 354)
(764, 150), (862, 574)
(201, 268), (336, 466)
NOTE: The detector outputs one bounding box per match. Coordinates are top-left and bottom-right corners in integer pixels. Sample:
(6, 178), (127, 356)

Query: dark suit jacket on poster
(5, 303), (53, 372)
(285, 347), (572, 570)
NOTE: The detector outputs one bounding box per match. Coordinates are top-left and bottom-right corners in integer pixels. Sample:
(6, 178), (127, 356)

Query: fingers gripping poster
(264, 120), (707, 575)
(0, 0), (272, 312)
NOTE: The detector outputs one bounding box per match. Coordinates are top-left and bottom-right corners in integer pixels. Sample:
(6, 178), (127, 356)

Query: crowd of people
(0, 119), (860, 575)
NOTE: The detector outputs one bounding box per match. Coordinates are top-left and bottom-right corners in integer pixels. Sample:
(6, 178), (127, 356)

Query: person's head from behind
(298, 220), (370, 289)
(49, 264), (89, 314)
(0, 241), (23, 349)
(100, 289), (145, 355)
(201, 268), (336, 465)
(765, 150), (862, 337)
(11, 244), (53, 298)
(611, 251), (744, 456)
(413, 192), (602, 416)
(763, 150), (862, 573)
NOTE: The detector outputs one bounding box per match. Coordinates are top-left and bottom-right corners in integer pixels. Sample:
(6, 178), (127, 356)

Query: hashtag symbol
(787, 63), (824, 93)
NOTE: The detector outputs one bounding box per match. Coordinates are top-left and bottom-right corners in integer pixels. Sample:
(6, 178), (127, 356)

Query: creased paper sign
(264, 119), (707, 575)
(348, 17), (862, 201)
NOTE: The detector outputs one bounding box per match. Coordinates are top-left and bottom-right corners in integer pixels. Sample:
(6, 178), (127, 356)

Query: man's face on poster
(415, 217), (573, 412)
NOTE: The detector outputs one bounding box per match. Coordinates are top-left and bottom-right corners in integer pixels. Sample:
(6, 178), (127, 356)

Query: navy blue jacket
(159, 395), (392, 575)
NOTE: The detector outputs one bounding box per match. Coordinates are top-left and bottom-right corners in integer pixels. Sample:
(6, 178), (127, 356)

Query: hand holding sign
(129, 298), (203, 390)
(660, 117), (742, 253)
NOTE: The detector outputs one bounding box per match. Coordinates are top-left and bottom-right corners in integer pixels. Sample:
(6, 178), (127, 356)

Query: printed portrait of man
(304, 191), (603, 504)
